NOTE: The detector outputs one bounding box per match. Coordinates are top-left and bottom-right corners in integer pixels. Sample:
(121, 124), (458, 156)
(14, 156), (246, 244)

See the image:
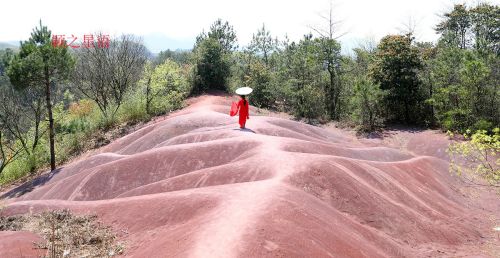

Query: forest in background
(0, 3), (498, 185)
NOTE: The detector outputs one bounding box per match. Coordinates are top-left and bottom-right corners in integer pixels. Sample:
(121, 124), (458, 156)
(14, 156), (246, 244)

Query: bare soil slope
(1, 93), (498, 257)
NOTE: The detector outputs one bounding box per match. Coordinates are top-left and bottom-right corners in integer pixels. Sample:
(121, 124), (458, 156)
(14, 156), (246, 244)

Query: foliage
(448, 128), (500, 187)
(192, 37), (231, 93)
(350, 76), (386, 132)
(148, 59), (188, 113)
(437, 3), (499, 54)
(426, 46), (498, 132)
(470, 3), (500, 55)
(0, 76), (45, 159)
(197, 19), (237, 53)
(283, 35), (327, 120)
(370, 34), (424, 124)
(117, 92), (150, 125)
(242, 61), (274, 108)
(156, 49), (191, 65)
(248, 24), (278, 65)
(191, 19), (237, 94)
(294, 84), (326, 123)
(7, 21), (74, 171)
(57, 99), (96, 134)
(1, 4), (499, 186)
(0, 21), (194, 184)
(315, 37), (343, 120)
(0, 130), (21, 175)
(0, 48), (15, 76)
(436, 4), (471, 49)
(72, 34), (147, 122)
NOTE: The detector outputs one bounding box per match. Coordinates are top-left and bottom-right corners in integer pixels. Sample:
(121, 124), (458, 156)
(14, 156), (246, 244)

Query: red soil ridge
(1, 93), (499, 257)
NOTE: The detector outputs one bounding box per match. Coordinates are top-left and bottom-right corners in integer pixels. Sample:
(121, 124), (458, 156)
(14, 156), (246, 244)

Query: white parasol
(235, 87), (253, 95)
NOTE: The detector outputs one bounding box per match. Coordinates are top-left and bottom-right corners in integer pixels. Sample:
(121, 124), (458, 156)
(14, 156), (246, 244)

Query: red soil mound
(1, 93), (498, 257)
(0, 231), (46, 257)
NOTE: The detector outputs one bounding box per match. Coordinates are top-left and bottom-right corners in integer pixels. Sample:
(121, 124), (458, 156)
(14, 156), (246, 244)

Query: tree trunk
(0, 131), (5, 173)
(404, 101), (410, 124)
(429, 80), (434, 126)
(32, 99), (42, 151)
(327, 65), (336, 120)
(45, 72), (56, 171)
(146, 77), (151, 115)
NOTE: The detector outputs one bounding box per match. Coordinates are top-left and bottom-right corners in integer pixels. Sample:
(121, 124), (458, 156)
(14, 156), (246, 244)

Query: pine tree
(7, 21), (74, 171)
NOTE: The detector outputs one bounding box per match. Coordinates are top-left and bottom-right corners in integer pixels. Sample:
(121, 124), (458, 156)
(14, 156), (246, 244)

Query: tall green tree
(248, 24), (277, 65)
(346, 47), (385, 131)
(428, 2), (499, 132)
(460, 51), (491, 118)
(316, 37), (342, 119)
(197, 19), (237, 53)
(310, 2), (344, 119)
(242, 25), (279, 108)
(192, 19), (236, 93)
(426, 46), (470, 130)
(470, 3), (500, 55)
(370, 34), (423, 124)
(416, 41), (438, 126)
(436, 4), (472, 49)
(193, 38), (230, 93)
(7, 21), (74, 171)
(283, 34), (326, 121)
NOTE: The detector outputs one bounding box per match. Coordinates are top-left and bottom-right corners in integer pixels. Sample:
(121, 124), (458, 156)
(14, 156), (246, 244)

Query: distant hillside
(0, 42), (19, 50)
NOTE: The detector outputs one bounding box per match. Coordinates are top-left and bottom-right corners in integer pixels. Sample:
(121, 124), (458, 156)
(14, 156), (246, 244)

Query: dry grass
(0, 209), (124, 257)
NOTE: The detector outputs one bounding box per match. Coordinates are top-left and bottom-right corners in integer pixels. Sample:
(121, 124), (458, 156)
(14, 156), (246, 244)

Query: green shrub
(447, 128), (499, 187)
(473, 119), (493, 132)
(243, 61), (274, 108)
(139, 59), (189, 116)
(442, 109), (472, 132)
(350, 77), (386, 132)
(0, 143), (48, 184)
(293, 84), (326, 123)
(118, 92), (150, 124)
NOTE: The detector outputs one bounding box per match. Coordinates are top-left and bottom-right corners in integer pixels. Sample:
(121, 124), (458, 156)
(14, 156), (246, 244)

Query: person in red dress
(237, 95), (250, 129)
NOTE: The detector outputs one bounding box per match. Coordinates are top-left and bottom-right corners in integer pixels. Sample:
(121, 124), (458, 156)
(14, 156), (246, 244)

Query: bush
(56, 131), (86, 163)
(447, 128), (499, 187)
(192, 38), (231, 94)
(350, 77), (386, 132)
(473, 119), (493, 131)
(441, 109), (472, 132)
(293, 84), (326, 123)
(140, 59), (190, 116)
(243, 61), (274, 108)
(118, 92), (150, 124)
(0, 143), (48, 184)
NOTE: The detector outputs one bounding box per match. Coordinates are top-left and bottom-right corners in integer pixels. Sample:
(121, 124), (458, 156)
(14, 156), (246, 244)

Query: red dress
(237, 99), (249, 128)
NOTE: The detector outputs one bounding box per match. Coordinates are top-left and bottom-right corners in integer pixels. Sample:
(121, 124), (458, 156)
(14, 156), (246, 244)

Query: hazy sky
(1, 0), (498, 53)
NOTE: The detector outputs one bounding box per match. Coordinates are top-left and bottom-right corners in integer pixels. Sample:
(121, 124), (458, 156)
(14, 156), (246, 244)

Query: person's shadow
(233, 128), (256, 133)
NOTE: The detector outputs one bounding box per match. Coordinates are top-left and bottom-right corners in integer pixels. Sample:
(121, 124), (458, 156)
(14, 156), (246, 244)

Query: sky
(1, 0), (499, 53)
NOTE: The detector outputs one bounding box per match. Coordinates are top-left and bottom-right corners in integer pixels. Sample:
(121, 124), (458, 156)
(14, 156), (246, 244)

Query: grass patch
(0, 209), (124, 257)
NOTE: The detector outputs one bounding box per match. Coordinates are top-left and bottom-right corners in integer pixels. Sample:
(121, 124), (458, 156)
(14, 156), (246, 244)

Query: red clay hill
(1, 92), (499, 257)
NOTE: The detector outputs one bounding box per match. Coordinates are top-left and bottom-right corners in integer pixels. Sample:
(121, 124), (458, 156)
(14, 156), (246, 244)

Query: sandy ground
(1, 93), (499, 257)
